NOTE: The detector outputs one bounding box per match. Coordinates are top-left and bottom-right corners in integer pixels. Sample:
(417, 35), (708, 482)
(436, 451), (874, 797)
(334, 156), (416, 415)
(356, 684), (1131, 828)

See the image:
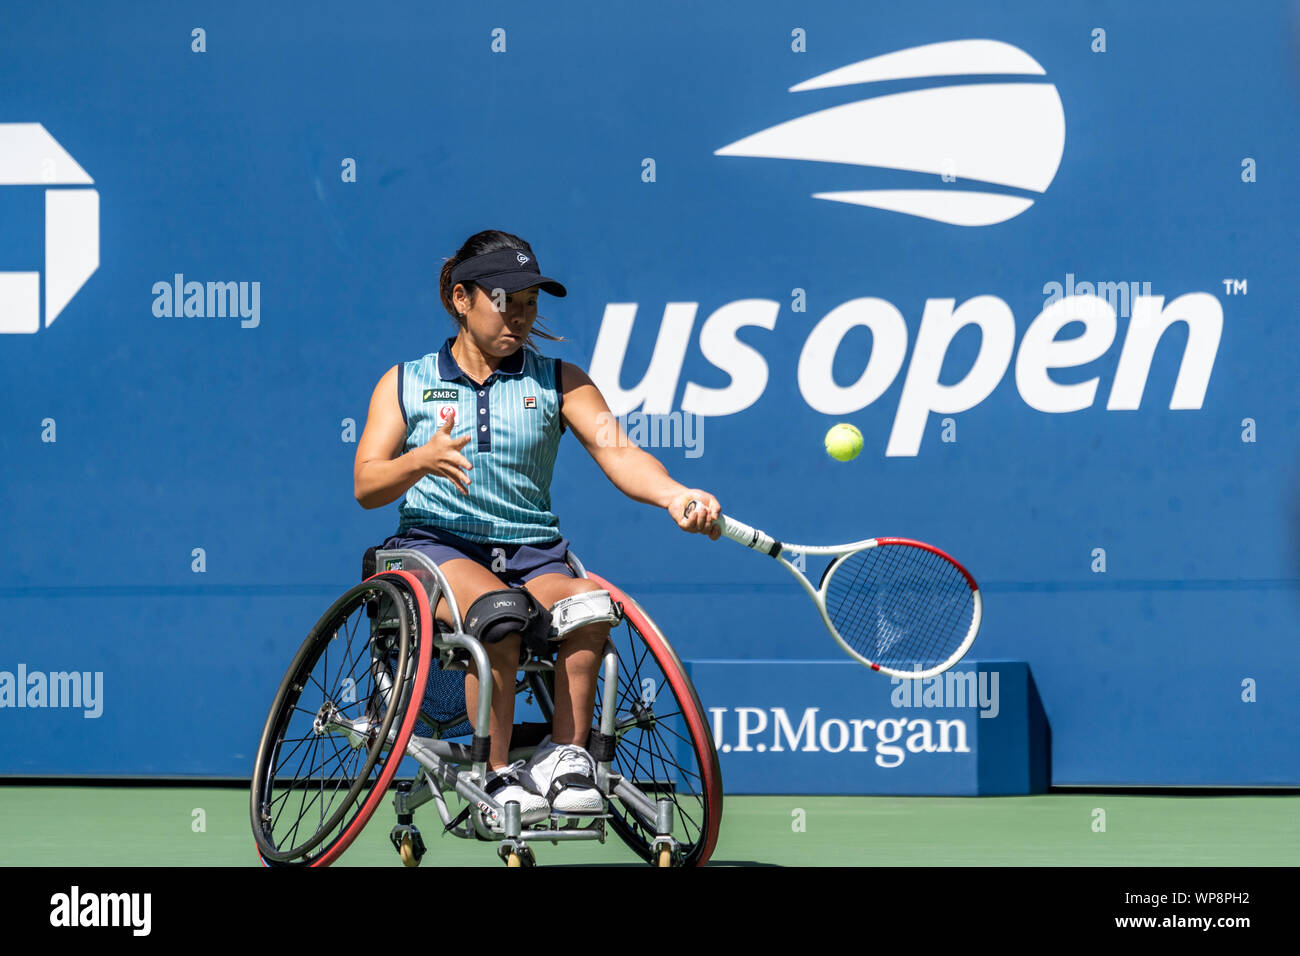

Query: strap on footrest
(587, 730), (617, 763)
(546, 772), (598, 801)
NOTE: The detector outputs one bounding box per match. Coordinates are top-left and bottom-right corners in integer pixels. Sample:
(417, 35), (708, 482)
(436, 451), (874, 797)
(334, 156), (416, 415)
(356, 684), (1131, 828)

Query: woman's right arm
(354, 365), (473, 509)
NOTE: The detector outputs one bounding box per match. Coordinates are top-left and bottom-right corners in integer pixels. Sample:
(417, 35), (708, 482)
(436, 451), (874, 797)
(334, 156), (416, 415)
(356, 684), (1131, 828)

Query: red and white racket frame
(695, 506), (983, 680)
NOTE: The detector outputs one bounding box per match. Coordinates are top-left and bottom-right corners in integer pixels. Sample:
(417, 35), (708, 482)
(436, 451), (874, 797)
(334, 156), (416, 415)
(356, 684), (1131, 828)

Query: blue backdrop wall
(1, 0), (1297, 786)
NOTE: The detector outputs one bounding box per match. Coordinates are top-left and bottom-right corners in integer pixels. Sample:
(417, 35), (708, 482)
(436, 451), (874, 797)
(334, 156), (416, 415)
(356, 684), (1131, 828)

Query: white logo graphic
(0, 124), (99, 332)
(588, 290), (1222, 456)
(516, 253), (529, 265)
(715, 39), (1065, 226)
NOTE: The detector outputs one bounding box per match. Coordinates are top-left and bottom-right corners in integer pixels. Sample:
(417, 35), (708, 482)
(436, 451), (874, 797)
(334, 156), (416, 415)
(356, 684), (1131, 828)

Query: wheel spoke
(331, 605), (365, 698)
(252, 576), (426, 865)
(592, 608), (716, 865)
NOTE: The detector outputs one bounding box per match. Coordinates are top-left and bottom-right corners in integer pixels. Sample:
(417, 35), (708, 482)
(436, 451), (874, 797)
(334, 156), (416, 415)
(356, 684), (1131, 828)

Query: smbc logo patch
(0, 124), (99, 333)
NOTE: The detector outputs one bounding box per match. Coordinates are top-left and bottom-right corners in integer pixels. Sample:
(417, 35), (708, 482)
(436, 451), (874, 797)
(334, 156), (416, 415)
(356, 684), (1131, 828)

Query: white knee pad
(548, 589), (622, 640)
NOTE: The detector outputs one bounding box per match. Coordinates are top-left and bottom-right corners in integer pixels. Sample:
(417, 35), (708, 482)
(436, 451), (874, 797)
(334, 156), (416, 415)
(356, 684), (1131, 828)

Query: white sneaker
(478, 761), (550, 828)
(525, 736), (605, 815)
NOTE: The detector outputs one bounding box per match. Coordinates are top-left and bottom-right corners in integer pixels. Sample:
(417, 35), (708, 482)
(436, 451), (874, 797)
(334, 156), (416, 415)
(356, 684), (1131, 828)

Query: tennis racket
(684, 500), (981, 679)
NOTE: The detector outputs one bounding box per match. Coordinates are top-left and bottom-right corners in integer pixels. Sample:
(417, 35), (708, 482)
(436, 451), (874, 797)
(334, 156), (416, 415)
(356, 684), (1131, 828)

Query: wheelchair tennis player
(353, 229), (721, 827)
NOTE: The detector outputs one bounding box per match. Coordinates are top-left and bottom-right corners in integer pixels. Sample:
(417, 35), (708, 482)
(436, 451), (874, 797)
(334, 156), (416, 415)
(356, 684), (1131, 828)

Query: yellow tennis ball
(824, 423), (863, 461)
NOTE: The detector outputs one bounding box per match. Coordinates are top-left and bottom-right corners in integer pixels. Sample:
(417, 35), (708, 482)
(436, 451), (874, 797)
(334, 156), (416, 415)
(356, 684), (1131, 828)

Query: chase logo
(715, 39), (1065, 226)
(0, 124), (99, 332)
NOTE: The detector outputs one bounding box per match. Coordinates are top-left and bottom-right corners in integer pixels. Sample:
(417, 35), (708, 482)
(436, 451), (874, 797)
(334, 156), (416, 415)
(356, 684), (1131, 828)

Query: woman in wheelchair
(352, 229), (722, 827)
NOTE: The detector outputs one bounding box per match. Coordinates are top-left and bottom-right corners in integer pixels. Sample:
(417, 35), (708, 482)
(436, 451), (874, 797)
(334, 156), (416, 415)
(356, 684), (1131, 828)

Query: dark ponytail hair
(439, 230), (564, 348)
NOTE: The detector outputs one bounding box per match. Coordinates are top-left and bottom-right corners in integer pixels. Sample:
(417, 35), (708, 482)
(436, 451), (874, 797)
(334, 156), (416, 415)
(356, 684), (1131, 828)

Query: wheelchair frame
(250, 543), (722, 868)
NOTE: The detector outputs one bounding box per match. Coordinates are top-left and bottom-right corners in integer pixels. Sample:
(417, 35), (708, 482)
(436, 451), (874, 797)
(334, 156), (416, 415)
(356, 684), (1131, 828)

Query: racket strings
(825, 545), (974, 670)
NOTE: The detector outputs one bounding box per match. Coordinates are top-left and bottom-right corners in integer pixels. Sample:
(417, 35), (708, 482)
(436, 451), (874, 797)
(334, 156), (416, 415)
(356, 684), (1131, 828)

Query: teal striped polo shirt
(394, 337), (566, 544)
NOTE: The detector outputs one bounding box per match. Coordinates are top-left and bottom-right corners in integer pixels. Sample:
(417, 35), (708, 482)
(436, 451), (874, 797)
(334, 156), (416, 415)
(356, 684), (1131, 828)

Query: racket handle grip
(684, 500), (781, 556)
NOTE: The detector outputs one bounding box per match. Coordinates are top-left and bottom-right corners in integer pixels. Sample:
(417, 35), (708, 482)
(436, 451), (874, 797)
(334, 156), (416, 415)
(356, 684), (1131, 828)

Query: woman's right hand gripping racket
(684, 500), (981, 679)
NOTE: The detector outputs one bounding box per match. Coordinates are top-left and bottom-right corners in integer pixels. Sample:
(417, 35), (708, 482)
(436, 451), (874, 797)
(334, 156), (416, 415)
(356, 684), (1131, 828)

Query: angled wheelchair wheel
(587, 573), (723, 867)
(251, 570), (433, 867)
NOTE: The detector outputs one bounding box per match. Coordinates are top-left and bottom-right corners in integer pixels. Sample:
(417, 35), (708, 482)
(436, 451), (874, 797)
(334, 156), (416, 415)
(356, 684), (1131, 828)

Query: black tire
(250, 572), (432, 866)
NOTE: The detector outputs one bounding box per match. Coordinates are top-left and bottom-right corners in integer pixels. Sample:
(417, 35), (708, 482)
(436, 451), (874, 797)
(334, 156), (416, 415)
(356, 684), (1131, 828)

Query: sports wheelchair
(250, 543), (722, 867)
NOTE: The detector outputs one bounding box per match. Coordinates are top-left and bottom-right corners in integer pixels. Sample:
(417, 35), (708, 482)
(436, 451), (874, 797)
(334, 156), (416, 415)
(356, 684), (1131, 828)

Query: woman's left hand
(670, 490), (721, 540)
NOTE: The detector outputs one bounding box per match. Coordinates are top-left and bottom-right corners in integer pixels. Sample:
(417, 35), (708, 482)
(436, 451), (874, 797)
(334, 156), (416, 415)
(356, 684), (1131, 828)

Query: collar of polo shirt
(436, 336), (531, 454)
(436, 336), (526, 385)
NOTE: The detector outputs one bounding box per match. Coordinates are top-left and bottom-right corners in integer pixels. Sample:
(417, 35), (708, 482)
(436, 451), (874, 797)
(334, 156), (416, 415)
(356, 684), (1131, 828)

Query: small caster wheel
(399, 832), (419, 867)
(504, 845), (535, 867)
(657, 846), (672, 868)
(390, 824), (425, 866)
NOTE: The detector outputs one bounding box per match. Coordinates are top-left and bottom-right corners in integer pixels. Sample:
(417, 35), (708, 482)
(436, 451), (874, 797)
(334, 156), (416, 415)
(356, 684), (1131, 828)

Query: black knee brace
(463, 588), (553, 658)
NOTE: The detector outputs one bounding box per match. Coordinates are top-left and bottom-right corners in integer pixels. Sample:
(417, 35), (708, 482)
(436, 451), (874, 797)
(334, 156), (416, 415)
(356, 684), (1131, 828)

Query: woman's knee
(544, 580), (614, 654)
(556, 624), (610, 669)
(467, 632), (522, 675)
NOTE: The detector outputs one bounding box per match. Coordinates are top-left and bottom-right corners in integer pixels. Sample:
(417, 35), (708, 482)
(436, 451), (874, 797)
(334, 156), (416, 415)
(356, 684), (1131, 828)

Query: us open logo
(0, 124), (99, 332)
(715, 39), (1065, 226)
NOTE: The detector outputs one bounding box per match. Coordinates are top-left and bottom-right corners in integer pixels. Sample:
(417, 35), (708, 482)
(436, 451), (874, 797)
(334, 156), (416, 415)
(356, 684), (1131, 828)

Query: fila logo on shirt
(524, 396), (537, 409)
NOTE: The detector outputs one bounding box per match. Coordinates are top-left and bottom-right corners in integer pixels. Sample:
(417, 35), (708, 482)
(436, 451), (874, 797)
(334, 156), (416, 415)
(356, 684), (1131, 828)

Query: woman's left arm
(558, 362), (721, 539)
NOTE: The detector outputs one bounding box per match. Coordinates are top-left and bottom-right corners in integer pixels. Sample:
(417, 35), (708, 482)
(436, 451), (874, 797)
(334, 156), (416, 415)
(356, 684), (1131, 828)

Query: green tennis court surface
(1, 788), (1295, 866)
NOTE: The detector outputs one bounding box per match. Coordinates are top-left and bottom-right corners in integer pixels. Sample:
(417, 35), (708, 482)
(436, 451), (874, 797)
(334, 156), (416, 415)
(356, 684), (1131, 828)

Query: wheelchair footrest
(417, 722), (556, 764)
